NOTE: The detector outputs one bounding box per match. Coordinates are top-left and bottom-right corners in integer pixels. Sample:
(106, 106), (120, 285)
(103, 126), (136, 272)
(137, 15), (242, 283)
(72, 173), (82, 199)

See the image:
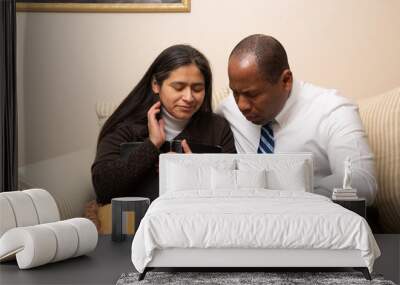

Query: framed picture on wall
(16, 0), (190, 13)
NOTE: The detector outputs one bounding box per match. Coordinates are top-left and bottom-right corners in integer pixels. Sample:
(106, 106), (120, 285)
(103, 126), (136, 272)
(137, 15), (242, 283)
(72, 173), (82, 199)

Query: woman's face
(152, 64), (206, 120)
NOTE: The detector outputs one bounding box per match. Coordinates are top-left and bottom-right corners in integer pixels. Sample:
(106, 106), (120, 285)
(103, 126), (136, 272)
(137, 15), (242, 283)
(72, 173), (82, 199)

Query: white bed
(131, 154), (380, 280)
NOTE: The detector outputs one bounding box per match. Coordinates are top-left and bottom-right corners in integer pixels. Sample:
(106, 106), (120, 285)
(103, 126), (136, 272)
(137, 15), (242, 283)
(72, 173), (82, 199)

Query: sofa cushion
(95, 101), (119, 127)
(212, 87), (231, 112)
(358, 87), (400, 233)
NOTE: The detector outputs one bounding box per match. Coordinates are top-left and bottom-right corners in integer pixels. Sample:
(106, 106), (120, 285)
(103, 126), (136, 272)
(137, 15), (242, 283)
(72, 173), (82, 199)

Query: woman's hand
(181, 139), (192, 154)
(147, 101), (165, 149)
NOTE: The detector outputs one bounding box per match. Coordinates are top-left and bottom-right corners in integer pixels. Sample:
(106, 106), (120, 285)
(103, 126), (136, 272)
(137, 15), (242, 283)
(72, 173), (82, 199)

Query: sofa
(357, 87), (400, 233)
(83, 86), (400, 234)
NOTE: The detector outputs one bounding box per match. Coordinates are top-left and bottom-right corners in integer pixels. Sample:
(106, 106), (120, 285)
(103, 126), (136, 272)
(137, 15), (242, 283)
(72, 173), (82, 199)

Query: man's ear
(152, 79), (161, 95)
(281, 69), (293, 91)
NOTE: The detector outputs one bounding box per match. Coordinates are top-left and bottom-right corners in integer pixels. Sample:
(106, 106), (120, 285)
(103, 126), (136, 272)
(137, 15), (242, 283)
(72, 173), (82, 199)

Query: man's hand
(147, 101), (165, 149)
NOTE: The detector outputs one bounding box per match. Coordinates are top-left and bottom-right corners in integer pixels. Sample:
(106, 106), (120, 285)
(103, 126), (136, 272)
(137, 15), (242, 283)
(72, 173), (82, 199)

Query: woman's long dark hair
(98, 44), (212, 143)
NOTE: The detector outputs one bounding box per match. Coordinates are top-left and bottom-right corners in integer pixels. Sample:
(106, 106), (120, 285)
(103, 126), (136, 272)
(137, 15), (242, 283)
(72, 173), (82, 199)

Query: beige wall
(17, 0), (400, 167)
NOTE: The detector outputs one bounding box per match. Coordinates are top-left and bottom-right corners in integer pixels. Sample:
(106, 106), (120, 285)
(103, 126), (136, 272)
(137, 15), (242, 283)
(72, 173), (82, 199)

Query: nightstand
(332, 198), (366, 218)
(111, 197), (150, 242)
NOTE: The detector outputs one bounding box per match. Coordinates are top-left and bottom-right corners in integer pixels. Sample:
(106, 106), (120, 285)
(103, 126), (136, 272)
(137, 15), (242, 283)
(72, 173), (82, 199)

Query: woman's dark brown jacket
(92, 112), (236, 204)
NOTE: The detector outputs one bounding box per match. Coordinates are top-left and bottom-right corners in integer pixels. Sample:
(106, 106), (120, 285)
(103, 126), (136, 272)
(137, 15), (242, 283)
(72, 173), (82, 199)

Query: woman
(92, 45), (236, 204)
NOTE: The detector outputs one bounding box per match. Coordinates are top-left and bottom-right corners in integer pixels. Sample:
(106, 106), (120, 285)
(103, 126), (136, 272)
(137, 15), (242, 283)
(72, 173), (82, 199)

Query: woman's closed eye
(191, 84), (204, 93)
(170, 82), (204, 92)
(170, 82), (186, 91)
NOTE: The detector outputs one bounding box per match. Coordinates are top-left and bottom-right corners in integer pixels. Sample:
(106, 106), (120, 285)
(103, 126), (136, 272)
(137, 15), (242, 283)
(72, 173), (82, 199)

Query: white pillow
(166, 157), (237, 192)
(167, 163), (211, 192)
(236, 169), (267, 189)
(266, 164), (306, 191)
(211, 168), (236, 190)
(211, 168), (267, 191)
(238, 159), (307, 191)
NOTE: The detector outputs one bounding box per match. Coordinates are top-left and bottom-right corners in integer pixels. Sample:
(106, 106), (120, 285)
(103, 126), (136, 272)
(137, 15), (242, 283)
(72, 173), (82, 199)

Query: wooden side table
(332, 198), (366, 218)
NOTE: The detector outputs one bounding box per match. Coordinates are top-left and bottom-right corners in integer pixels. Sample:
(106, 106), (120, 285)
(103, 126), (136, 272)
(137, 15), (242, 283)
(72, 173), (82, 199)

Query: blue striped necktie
(257, 122), (274, 153)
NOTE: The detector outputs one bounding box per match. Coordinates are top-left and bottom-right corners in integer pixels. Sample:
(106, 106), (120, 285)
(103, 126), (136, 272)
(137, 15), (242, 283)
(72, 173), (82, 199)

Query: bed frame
(139, 248), (371, 280)
(138, 154), (372, 281)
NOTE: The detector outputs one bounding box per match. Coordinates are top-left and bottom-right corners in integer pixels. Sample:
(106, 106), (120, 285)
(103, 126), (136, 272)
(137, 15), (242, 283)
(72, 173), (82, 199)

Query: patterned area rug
(117, 271), (396, 285)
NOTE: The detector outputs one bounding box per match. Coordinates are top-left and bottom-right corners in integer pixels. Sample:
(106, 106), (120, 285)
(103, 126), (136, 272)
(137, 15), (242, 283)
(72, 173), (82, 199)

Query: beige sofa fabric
(95, 102), (119, 127)
(358, 88), (400, 233)
(212, 87), (230, 112)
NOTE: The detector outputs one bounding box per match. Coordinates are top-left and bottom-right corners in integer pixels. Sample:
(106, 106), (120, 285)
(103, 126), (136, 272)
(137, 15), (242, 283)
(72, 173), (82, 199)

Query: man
(217, 34), (377, 205)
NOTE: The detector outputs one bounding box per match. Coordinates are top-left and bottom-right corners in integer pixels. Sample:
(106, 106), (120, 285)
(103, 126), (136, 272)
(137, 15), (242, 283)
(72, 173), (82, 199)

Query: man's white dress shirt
(217, 80), (377, 205)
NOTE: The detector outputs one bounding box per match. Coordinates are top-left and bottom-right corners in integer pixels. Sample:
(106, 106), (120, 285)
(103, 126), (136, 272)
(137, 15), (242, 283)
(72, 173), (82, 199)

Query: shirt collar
(274, 79), (300, 127)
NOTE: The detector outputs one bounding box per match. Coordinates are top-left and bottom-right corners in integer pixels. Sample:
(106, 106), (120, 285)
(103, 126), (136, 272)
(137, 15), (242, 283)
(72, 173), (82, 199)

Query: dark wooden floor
(0, 235), (398, 284)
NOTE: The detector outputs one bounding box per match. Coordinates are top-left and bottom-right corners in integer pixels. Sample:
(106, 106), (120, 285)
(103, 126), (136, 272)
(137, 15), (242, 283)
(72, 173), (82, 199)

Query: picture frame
(16, 0), (190, 13)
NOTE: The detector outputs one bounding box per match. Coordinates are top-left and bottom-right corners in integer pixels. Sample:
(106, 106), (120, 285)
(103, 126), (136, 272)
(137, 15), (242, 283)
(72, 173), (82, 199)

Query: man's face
(228, 54), (292, 125)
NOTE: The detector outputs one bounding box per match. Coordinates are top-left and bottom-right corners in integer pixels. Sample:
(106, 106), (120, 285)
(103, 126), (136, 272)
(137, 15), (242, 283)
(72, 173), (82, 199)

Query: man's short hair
(230, 34), (290, 84)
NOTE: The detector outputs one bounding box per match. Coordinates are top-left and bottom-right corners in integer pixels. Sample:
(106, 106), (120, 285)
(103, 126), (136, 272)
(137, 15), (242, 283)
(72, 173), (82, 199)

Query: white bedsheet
(131, 190), (380, 273)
